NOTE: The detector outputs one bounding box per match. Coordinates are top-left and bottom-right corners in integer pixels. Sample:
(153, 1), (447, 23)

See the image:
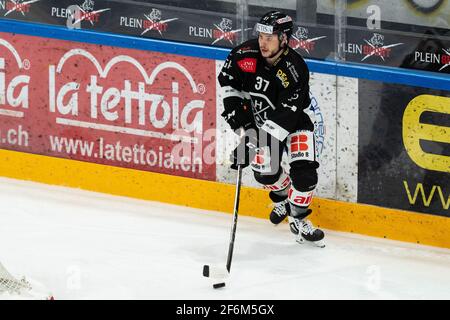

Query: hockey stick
(203, 164), (243, 289)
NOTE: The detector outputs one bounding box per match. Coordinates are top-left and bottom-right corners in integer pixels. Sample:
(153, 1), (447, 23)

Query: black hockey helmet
(254, 11), (294, 40)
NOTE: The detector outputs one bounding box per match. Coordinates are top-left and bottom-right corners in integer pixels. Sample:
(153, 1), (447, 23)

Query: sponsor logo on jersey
(1, 0), (40, 16)
(264, 175), (290, 191)
(276, 69), (289, 88)
(237, 58), (257, 73)
(254, 153), (264, 165)
(338, 33), (403, 62)
(250, 146), (271, 173)
(290, 134), (309, 152)
(119, 8), (178, 37)
(288, 131), (315, 162)
(286, 62), (300, 83)
(236, 46), (259, 55)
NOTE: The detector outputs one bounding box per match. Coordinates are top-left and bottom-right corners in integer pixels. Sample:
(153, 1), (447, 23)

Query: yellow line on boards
(0, 149), (448, 249)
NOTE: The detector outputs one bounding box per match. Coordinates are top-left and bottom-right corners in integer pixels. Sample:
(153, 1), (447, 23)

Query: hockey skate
(269, 191), (290, 225)
(288, 209), (325, 248)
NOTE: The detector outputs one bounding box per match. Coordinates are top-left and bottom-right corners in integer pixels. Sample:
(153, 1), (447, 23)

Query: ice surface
(0, 177), (449, 300)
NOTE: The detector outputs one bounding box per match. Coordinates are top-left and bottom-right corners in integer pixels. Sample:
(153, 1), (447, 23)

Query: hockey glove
(230, 130), (259, 170)
(221, 103), (254, 131)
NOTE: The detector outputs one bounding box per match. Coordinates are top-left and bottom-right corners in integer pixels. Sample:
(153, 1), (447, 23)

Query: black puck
(213, 282), (226, 289)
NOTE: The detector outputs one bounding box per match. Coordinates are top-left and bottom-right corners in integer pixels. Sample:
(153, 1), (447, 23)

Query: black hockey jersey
(218, 39), (313, 142)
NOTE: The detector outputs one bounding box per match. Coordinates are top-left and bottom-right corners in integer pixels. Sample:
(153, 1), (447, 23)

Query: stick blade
(203, 264), (229, 289)
(202, 264), (229, 279)
(202, 265), (210, 277)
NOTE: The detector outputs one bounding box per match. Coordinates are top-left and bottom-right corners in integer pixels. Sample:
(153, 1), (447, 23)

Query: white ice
(0, 176), (449, 300)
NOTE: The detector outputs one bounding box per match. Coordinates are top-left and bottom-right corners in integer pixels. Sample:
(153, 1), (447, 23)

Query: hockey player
(218, 11), (325, 247)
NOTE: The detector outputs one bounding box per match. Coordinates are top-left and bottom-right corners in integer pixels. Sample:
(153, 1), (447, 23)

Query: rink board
(0, 149), (448, 249)
(0, 20), (448, 248)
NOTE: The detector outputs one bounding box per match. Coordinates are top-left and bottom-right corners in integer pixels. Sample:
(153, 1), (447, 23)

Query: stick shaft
(226, 164), (243, 273)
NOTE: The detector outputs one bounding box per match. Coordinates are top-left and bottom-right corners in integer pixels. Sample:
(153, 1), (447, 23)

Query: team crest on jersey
(237, 58), (257, 73)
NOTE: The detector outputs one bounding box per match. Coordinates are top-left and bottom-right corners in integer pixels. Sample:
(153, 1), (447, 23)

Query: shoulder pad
(234, 39), (259, 57)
